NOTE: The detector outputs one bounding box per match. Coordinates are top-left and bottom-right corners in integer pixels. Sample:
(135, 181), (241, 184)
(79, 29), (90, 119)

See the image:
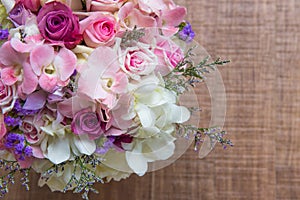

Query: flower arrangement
(0, 0), (232, 199)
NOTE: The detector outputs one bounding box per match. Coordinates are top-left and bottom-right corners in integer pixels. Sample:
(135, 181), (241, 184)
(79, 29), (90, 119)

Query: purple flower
(4, 133), (32, 160)
(37, 1), (82, 49)
(5, 133), (25, 149)
(13, 99), (40, 116)
(24, 146), (33, 157)
(178, 22), (195, 43)
(71, 108), (106, 139)
(14, 142), (25, 155)
(9, 2), (31, 27)
(0, 28), (9, 40)
(4, 116), (22, 127)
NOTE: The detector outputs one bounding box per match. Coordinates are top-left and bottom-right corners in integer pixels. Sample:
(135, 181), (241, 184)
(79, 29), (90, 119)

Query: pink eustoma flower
(30, 44), (77, 92)
(0, 41), (38, 95)
(78, 46), (128, 109)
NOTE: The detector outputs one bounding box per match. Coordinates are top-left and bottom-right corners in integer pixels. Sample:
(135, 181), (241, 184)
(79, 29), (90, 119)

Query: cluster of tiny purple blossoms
(178, 22), (195, 42)
(2, 99), (39, 161)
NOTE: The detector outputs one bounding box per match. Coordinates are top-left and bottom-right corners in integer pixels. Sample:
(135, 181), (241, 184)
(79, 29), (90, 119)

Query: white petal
(73, 134), (96, 155)
(143, 135), (176, 161)
(47, 137), (70, 164)
(125, 150), (148, 176)
(168, 104), (191, 123)
(137, 90), (164, 107)
(135, 103), (156, 128)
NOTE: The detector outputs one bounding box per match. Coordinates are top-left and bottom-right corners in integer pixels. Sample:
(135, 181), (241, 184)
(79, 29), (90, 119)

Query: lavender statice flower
(0, 28), (9, 40)
(178, 22), (195, 43)
(24, 146), (33, 157)
(5, 133), (25, 148)
(4, 116), (22, 127)
(4, 132), (32, 160)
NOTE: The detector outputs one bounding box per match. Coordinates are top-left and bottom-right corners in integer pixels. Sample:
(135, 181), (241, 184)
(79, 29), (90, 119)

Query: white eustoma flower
(125, 133), (176, 175)
(40, 119), (96, 165)
(32, 159), (81, 192)
(121, 74), (191, 175)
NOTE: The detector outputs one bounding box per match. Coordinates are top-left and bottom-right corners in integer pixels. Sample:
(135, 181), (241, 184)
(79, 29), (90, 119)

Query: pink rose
(80, 12), (118, 48)
(121, 43), (158, 80)
(0, 78), (17, 114)
(20, 116), (45, 144)
(86, 0), (125, 12)
(37, 2), (82, 49)
(71, 108), (106, 139)
(18, 0), (40, 12)
(154, 36), (184, 76)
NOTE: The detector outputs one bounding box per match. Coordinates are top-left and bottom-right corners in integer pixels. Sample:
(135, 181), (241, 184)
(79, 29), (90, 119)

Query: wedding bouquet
(0, 0), (232, 199)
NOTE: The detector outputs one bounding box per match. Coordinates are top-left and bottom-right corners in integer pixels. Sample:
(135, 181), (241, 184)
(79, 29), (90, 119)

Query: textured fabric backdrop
(2, 0), (300, 199)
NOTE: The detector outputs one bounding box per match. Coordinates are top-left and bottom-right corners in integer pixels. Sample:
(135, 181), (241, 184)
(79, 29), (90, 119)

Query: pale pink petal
(87, 46), (119, 73)
(161, 26), (179, 37)
(78, 47), (119, 99)
(1, 67), (18, 86)
(129, 9), (156, 28)
(30, 45), (54, 76)
(31, 146), (45, 159)
(10, 38), (36, 53)
(21, 62), (39, 94)
(101, 93), (117, 109)
(109, 72), (128, 94)
(160, 6), (187, 26)
(105, 127), (124, 136)
(53, 48), (77, 81)
(0, 41), (26, 66)
(39, 74), (57, 92)
(57, 95), (96, 118)
(119, 3), (156, 29)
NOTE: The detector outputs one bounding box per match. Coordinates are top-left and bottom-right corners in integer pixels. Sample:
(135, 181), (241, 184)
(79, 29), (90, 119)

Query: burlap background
(2, 0), (300, 199)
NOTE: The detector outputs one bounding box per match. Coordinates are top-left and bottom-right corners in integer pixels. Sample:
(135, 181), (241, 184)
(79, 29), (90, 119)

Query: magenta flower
(37, 1), (82, 49)
(71, 108), (106, 139)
